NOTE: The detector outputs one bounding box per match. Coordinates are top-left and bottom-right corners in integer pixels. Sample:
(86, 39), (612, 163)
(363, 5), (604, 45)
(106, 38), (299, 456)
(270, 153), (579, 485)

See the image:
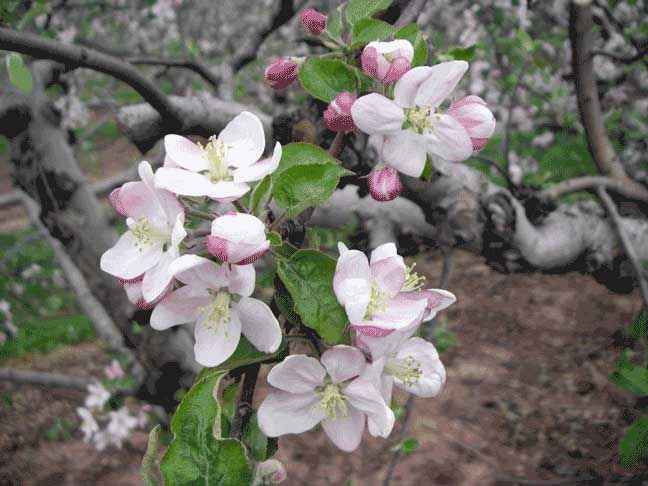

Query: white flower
(104, 407), (139, 448)
(155, 112), (282, 202)
(76, 406), (99, 442)
(84, 382), (110, 410)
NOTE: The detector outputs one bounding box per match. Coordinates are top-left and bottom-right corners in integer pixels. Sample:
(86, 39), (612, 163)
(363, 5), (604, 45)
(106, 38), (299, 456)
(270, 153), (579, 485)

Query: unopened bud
(447, 95), (496, 153)
(300, 8), (327, 34)
(254, 459), (287, 485)
(361, 40), (413, 83)
(323, 92), (356, 132)
(368, 166), (402, 202)
(265, 57), (299, 90)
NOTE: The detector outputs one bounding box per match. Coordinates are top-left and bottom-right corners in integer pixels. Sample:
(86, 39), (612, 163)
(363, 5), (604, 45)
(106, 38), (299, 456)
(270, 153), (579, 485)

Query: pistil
(384, 356), (422, 387)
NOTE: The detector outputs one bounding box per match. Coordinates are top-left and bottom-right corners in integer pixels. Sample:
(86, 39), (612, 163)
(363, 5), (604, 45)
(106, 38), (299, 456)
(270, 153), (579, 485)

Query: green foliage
(6, 53), (33, 94)
(45, 417), (76, 442)
(298, 57), (357, 102)
(351, 19), (394, 47)
(273, 276), (301, 326)
(430, 325), (457, 354)
(446, 45), (477, 62)
(345, 0), (392, 26)
(266, 231), (282, 247)
(620, 417), (648, 467)
(395, 24), (428, 67)
(197, 336), (286, 379)
(396, 438), (419, 456)
(326, 4), (345, 41)
(141, 425), (162, 486)
(610, 350), (648, 396)
(242, 413), (278, 461)
(277, 250), (348, 344)
(630, 309), (648, 340)
(160, 370), (253, 486)
(250, 175), (273, 217)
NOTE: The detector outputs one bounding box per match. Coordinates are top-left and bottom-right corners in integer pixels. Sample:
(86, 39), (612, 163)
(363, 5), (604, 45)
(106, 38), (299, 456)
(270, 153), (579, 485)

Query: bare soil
(0, 252), (645, 485)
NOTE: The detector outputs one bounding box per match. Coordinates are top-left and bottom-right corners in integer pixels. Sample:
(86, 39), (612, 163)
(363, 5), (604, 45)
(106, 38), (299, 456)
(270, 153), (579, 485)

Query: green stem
(141, 424), (162, 486)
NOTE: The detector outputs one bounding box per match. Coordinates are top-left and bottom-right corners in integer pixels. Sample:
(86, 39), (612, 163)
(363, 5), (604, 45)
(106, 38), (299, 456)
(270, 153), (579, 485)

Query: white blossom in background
(77, 407), (99, 442)
(85, 382), (110, 410)
(20, 263), (42, 280)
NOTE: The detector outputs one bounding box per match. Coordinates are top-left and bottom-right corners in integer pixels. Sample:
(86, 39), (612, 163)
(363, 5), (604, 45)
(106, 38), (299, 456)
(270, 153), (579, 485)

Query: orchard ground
(0, 250), (643, 485)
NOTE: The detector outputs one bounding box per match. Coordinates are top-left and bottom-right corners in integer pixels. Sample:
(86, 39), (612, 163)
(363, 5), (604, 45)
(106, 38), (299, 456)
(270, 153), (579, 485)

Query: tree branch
(539, 175), (648, 204)
(230, 364), (260, 439)
(591, 48), (648, 64)
(0, 367), (92, 390)
(129, 57), (220, 88)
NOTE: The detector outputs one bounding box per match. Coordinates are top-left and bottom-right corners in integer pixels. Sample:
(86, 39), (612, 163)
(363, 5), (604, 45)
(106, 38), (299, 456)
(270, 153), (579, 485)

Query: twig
(230, 364), (260, 439)
(0, 367), (92, 390)
(129, 57), (220, 88)
(539, 175), (648, 204)
(597, 187), (648, 308)
(327, 132), (346, 158)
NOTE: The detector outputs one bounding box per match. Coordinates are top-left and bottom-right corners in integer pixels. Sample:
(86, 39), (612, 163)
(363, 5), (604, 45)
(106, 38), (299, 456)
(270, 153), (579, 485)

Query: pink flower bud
(368, 166), (402, 202)
(323, 92), (356, 132)
(447, 95), (496, 152)
(104, 360), (125, 380)
(255, 459), (287, 485)
(361, 40), (413, 83)
(265, 57), (298, 90)
(123, 279), (172, 311)
(207, 213), (270, 265)
(300, 8), (327, 35)
(109, 188), (128, 217)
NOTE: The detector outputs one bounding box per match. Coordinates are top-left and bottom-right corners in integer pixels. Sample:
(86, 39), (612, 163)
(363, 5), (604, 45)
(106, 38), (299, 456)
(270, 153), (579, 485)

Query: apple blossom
(121, 275), (174, 311)
(300, 8), (326, 35)
(150, 255), (281, 367)
(352, 61), (490, 177)
(257, 346), (395, 452)
(447, 95), (496, 152)
(333, 242), (456, 337)
(207, 212), (270, 265)
(367, 166), (402, 201)
(85, 381), (110, 410)
(265, 57), (299, 90)
(361, 40), (413, 84)
(77, 407), (99, 442)
(105, 407), (140, 448)
(100, 161), (186, 303)
(154, 112), (282, 202)
(323, 92), (356, 132)
(104, 359), (125, 380)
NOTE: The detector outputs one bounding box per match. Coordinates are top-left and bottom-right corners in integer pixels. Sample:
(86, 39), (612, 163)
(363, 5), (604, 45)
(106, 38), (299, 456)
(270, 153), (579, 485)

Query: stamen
(402, 263), (426, 291)
(403, 104), (433, 134)
(200, 290), (232, 332)
(201, 136), (232, 183)
(130, 217), (166, 250)
(365, 281), (390, 318)
(318, 382), (348, 421)
(384, 356), (422, 387)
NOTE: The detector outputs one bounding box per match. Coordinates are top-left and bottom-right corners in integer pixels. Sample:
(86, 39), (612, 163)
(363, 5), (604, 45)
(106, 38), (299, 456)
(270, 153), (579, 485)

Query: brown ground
(0, 252), (645, 485)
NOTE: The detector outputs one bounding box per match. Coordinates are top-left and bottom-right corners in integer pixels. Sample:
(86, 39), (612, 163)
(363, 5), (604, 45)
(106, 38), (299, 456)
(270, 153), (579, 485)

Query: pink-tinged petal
(381, 130), (427, 177)
(218, 111), (266, 168)
(344, 373), (395, 438)
(116, 181), (159, 220)
(322, 405), (365, 452)
(109, 188), (128, 216)
(380, 373), (394, 405)
(164, 134), (208, 172)
(373, 39), (414, 61)
(353, 324), (396, 338)
(447, 95), (496, 151)
(383, 56), (411, 84)
(265, 58), (299, 90)
(258, 390), (324, 437)
(361, 46), (379, 79)
(414, 60), (469, 108)
(425, 113), (473, 162)
(368, 292), (428, 331)
(193, 311), (241, 367)
(235, 297), (282, 353)
(169, 254), (227, 290)
(150, 286), (211, 330)
(367, 166), (402, 202)
(321, 345), (366, 384)
(208, 239), (269, 265)
(154, 188), (184, 224)
(209, 181), (251, 202)
(336, 278), (371, 324)
(418, 288), (456, 321)
(370, 243), (399, 264)
(211, 213), (266, 244)
(163, 154), (180, 168)
(100, 231), (163, 280)
(393, 337), (446, 397)
(232, 142), (282, 183)
(300, 7), (327, 34)
(333, 250), (371, 297)
(225, 264), (256, 297)
(206, 236), (229, 262)
(351, 94), (405, 135)
(267, 355), (326, 393)
(118, 274), (143, 285)
(141, 249), (177, 302)
(393, 66), (434, 108)
(170, 213), (186, 249)
(154, 167), (215, 197)
(356, 322), (418, 359)
(370, 256), (406, 295)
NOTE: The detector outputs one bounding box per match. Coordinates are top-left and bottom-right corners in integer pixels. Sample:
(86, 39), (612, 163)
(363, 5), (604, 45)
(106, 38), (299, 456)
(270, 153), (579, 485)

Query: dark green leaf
(242, 413), (275, 461)
(421, 157), (433, 181)
(274, 276), (301, 326)
(630, 309), (647, 340)
(250, 175), (273, 216)
(298, 57), (357, 102)
(610, 352), (648, 396)
(267, 231), (282, 247)
(6, 53), (33, 94)
(346, 0), (392, 26)
(273, 142), (341, 182)
(399, 438), (419, 456)
(327, 4), (345, 40)
(395, 24), (428, 67)
(620, 417), (648, 467)
(160, 370), (253, 486)
(351, 19), (394, 47)
(277, 249), (348, 344)
(447, 45), (477, 62)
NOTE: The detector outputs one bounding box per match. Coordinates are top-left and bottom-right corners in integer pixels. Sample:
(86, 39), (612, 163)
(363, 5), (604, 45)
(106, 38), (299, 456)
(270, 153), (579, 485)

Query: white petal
(154, 167), (216, 197)
(351, 94), (405, 135)
(421, 288), (457, 321)
(150, 286), (210, 330)
(258, 391), (324, 437)
(225, 264), (255, 297)
(321, 345), (366, 384)
(370, 256), (406, 296)
(100, 231), (163, 280)
(267, 355), (326, 393)
(141, 249), (177, 302)
(218, 111), (265, 168)
(344, 374), (395, 438)
(235, 297), (282, 353)
(372, 39), (414, 61)
(169, 255), (227, 290)
(170, 213), (187, 248)
(333, 249), (371, 306)
(209, 181), (251, 202)
(337, 241), (349, 255)
(381, 130), (427, 177)
(211, 213), (266, 244)
(393, 337), (446, 397)
(116, 181), (160, 221)
(370, 243), (398, 264)
(322, 405), (365, 452)
(393, 66), (434, 108)
(414, 61), (469, 108)
(425, 114), (473, 162)
(193, 311), (241, 367)
(369, 292), (428, 331)
(232, 142), (282, 182)
(164, 135), (209, 172)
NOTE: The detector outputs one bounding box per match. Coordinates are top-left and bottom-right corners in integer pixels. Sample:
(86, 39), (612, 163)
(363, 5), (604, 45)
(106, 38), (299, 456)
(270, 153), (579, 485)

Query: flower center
(318, 382), (348, 421)
(365, 281), (390, 319)
(384, 356), (422, 386)
(202, 290), (232, 328)
(402, 263), (426, 291)
(130, 217), (168, 249)
(403, 105), (432, 134)
(202, 136), (232, 183)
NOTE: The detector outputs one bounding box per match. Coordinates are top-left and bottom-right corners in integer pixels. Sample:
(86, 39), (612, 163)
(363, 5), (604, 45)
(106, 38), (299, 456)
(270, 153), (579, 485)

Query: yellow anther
(402, 263), (426, 292)
(403, 104), (433, 134)
(201, 136), (232, 183)
(384, 356), (422, 387)
(202, 290), (232, 329)
(365, 281), (390, 318)
(319, 382), (348, 421)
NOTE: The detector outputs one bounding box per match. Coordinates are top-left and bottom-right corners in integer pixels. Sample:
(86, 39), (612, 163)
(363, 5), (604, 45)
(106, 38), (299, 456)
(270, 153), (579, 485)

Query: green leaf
(610, 352), (648, 396)
(141, 425), (162, 486)
(346, 0), (392, 26)
(620, 417), (648, 467)
(630, 309), (647, 340)
(267, 231), (282, 247)
(399, 438), (419, 456)
(351, 18), (394, 47)
(242, 413), (277, 461)
(273, 163), (349, 217)
(160, 370), (253, 486)
(327, 4), (345, 40)
(447, 45), (477, 62)
(298, 57), (357, 103)
(516, 30), (534, 53)
(395, 24), (428, 67)
(421, 157), (433, 181)
(273, 142), (340, 182)
(6, 53), (33, 94)
(274, 276), (301, 326)
(277, 249), (348, 344)
(250, 175), (273, 216)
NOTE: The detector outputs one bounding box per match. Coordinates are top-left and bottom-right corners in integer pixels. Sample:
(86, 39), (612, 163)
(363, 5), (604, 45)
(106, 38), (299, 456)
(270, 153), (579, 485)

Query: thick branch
(0, 367), (91, 390)
(129, 57), (220, 88)
(0, 27), (183, 129)
(539, 176), (648, 204)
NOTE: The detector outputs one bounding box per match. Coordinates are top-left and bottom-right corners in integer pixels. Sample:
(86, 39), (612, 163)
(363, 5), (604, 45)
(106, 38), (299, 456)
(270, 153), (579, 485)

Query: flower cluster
(257, 242), (455, 452)
(100, 112), (282, 367)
